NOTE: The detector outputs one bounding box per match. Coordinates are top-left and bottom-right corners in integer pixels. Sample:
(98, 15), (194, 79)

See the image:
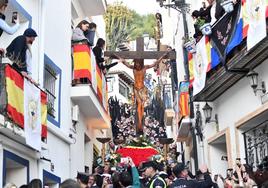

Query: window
(3, 150), (29, 187)
(43, 55), (61, 128)
(43, 170), (61, 188)
(107, 77), (114, 93)
(44, 64), (57, 118)
(119, 80), (129, 98)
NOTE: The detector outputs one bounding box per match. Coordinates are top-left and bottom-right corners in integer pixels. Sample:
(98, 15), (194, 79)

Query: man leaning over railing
(5, 28), (38, 84)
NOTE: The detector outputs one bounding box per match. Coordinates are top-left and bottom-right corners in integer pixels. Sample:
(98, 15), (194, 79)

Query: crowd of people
(6, 155), (267, 188)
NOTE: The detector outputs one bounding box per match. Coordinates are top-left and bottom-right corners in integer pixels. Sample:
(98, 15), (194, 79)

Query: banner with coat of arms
(0, 64), (48, 149)
(193, 37), (210, 96)
(24, 79), (42, 151)
(243, 0), (267, 50)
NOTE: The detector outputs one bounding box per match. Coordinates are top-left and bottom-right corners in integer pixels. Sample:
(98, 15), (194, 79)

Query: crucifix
(105, 37), (176, 136)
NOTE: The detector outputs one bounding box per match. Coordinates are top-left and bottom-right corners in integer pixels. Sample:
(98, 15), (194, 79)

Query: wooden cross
(104, 37), (176, 135)
(104, 37), (176, 60)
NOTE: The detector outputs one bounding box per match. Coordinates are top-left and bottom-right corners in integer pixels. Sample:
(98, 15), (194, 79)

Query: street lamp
(202, 103), (218, 124)
(247, 70), (266, 95)
(156, 0), (190, 13)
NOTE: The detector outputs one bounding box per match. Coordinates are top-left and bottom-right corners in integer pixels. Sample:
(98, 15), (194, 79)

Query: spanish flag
(178, 81), (190, 117)
(96, 64), (103, 104)
(73, 44), (92, 81)
(4, 64), (47, 139)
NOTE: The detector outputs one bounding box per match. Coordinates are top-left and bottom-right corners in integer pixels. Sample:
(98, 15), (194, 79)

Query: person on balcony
(85, 22), (97, 46)
(72, 20), (90, 43)
(0, 0), (20, 55)
(93, 38), (118, 75)
(6, 28), (37, 82)
(0, 0), (20, 37)
(72, 20), (97, 46)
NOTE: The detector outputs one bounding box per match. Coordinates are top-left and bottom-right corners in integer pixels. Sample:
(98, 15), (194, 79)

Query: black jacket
(148, 174), (167, 188)
(6, 35), (28, 72)
(170, 173), (213, 188)
(92, 46), (105, 70)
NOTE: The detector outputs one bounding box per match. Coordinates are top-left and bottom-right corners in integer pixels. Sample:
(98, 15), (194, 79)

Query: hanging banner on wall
(243, 0), (267, 50)
(193, 37), (209, 96)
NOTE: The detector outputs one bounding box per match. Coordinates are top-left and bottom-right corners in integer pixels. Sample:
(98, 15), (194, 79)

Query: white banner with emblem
(24, 79), (41, 151)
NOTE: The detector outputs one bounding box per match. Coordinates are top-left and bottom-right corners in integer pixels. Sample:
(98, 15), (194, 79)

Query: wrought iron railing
(243, 120), (268, 170)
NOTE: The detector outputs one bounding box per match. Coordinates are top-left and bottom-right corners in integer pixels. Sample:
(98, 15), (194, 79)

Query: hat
(76, 172), (89, 184)
(172, 163), (188, 176)
(23, 28), (38, 37)
(140, 161), (158, 171)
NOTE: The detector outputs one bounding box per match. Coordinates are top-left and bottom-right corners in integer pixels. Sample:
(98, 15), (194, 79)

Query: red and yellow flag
(178, 81), (190, 118)
(73, 44), (92, 81)
(5, 65), (47, 139)
(96, 65), (103, 104)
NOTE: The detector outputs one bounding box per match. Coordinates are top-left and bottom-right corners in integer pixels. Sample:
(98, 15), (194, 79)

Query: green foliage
(104, 2), (156, 50)
(196, 18), (206, 28)
(126, 135), (154, 147)
(104, 2), (134, 51)
(129, 11), (156, 40)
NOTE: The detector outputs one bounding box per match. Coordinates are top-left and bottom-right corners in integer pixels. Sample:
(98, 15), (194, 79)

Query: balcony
(71, 44), (110, 129)
(78, 0), (107, 16)
(0, 64), (48, 147)
(163, 84), (175, 126)
(193, 15), (268, 102)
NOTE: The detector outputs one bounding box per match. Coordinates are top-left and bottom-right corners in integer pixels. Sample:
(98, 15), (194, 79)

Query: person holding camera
(170, 163), (213, 188)
(0, 0), (20, 56)
(0, 0), (20, 37)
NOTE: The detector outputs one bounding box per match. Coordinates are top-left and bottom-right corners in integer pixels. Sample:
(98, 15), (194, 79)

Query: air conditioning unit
(72, 105), (79, 122)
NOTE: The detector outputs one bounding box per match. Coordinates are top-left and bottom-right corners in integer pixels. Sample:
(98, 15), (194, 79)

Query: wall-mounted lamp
(202, 103), (218, 125)
(156, 0), (190, 13)
(247, 70), (266, 96)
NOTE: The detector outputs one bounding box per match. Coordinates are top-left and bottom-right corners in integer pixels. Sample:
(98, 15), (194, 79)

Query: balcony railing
(0, 63), (48, 140)
(72, 43), (108, 111)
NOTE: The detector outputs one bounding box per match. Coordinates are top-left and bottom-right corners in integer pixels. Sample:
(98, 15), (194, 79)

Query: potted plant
(183, 36), (196, 53)
(221, 0), (234, 13)
(196, 18), (212, 36)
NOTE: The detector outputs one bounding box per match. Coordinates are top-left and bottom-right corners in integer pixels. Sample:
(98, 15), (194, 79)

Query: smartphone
(12, 12), (18, 24)
(120, 157), (129, 164)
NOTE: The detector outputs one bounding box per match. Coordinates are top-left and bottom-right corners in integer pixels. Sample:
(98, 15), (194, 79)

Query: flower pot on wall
(221, 0), (234, 13)
(184, 39), (196, 53)
(200, 23), (212, 35)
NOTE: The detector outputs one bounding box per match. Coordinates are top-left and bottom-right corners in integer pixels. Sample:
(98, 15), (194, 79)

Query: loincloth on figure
(134, 86), (149, 107)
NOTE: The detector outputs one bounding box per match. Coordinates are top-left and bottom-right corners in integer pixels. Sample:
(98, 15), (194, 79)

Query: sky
(106, 0), (160, 15)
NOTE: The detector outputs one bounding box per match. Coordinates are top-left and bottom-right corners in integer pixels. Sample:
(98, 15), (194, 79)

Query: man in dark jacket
(6, 28), (37, 80)
(170, 163), (213, 188)
(141, 161), (167, 188)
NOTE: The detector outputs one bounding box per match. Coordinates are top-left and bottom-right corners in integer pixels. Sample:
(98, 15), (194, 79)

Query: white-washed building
(159, 0), (268, 183)
(0, 0), (111, 187)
